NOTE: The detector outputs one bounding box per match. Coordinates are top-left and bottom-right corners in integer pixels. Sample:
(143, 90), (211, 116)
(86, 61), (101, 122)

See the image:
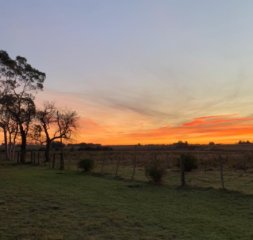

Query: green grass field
(1, 163), (253, 240)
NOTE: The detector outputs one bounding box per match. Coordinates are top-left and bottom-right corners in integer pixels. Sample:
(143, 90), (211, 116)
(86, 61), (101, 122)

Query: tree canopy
(0, 50), (46, 162)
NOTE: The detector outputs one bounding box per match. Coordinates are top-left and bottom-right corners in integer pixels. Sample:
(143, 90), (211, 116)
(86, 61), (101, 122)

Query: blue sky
(1, 0), (253, 143)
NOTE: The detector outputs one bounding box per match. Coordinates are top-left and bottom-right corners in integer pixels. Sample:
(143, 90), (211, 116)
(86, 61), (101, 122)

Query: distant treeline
(67, 143), (112, 151)
(0, 142), (112, 152)
(1, 140), (252, 153)
(109, 141), (253, 151)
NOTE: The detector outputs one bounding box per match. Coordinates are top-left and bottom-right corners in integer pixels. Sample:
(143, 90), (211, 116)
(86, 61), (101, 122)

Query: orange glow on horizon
(1, 114), (253, 145)
(34, 90), (253, 145)
(73, 114), (253, 145)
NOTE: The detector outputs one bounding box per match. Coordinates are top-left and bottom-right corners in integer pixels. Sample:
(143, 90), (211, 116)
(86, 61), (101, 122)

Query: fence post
(114, 153), (121, 177)
(60, 152), (64, 170)
(32, 151), (35, 164)
(16, 151), (20, 164)
(180, 155), (185, 187)
(30, 151), (32, 164)
(52, 153), (56, 169)
(166, 152), (170, 168)
(243, 153), (249, 173)
(219, 154), (225, 190)
(37, 151), (40, 165)
(154, 152), (157, 161)
(100, 152), (105, 174)
(33, 151), (36, 164)
(131, 147), (137, 181)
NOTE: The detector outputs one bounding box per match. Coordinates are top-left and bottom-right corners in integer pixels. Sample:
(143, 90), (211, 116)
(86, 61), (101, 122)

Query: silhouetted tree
(35, 102), (78, 162)
(0, 50), (46, 163)
(0, 102), (18, 160)
(1, 95), (36, 162)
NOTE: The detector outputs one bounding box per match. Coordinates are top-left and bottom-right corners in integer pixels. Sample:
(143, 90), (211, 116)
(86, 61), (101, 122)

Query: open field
(51, 150), (253, 194)
(1, 163), (253, 240)
(4, 149), (253, 194)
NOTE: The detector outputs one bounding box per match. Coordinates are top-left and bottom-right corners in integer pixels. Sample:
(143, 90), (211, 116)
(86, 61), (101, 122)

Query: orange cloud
(34, 90), (253, 145)
(72, 114), (253, 145)
(1, 113), (252, 145)
(110, 115), (253, 144)
(78, 118), (107, 134)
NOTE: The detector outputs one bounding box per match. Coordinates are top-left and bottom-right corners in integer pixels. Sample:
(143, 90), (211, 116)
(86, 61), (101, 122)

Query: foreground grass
(0, 164), (253, 239)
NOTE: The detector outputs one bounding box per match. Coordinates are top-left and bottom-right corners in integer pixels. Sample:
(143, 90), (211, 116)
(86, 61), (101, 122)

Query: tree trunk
(45, 140), (51, 162)
(59, 137), (64, 170)
(3, 127), (9, 161)
(20, 129), (26, 164)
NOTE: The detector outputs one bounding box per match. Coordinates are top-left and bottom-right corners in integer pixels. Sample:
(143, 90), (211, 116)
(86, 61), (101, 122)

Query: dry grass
(54, 151), (253, 194)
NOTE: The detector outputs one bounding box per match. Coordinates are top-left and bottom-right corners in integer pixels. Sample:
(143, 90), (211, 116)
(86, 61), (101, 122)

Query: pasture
(0, 161), (253, 240)
(46, 149), (253, 194)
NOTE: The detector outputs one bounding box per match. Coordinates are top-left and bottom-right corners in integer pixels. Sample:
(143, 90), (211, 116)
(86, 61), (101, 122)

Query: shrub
(78, 159), (94, 172)
(145, 159), (167, 184)
(179, 153), (198, 172)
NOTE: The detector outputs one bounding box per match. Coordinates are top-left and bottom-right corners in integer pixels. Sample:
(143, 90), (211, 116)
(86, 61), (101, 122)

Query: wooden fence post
(114, 153), (121, 177)
(154, 152), (158, 161)
(131, 148), (137, 181)
(16, 151), (20, 164)
(33, 151), (35, 164)
(100, 152), (105, 174)
(60, 152), (64, 170)
(166, 153), (170, 168)
(219, 154), (225, 190)
(32, 151), (35, 164)
(52, 153), (56, 169)
(180, 155), (185, 187)
(30, 151), (32, 164)
(37, 151), (40, 165)
(243, 153), (250, 173)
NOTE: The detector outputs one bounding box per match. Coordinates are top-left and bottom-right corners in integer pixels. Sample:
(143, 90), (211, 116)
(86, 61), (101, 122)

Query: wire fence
(1, 149), (253, 194)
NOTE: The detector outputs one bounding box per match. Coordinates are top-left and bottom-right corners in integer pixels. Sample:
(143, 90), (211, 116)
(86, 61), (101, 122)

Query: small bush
(78, 159), (94, 172)
(145, 159), (167, 184)
(180, 153), (198, 172)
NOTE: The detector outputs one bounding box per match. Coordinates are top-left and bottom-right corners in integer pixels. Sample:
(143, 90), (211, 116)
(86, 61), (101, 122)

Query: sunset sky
(1, 0), (253, 144)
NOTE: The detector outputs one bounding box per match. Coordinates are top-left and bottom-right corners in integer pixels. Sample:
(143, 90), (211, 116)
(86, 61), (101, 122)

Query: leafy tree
(0, 50), (46, 163)
(0, 102), (18, 160)
(1, 94), (36, 163)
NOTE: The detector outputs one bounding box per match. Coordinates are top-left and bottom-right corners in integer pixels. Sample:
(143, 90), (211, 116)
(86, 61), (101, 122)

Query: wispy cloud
(36, 88), (253, 144)
(72, 114), (253, 144)
(126, 114), (253, 142)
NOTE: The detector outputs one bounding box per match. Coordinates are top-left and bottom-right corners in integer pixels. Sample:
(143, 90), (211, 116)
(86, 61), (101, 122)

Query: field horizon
(2, 1), (253, 239)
